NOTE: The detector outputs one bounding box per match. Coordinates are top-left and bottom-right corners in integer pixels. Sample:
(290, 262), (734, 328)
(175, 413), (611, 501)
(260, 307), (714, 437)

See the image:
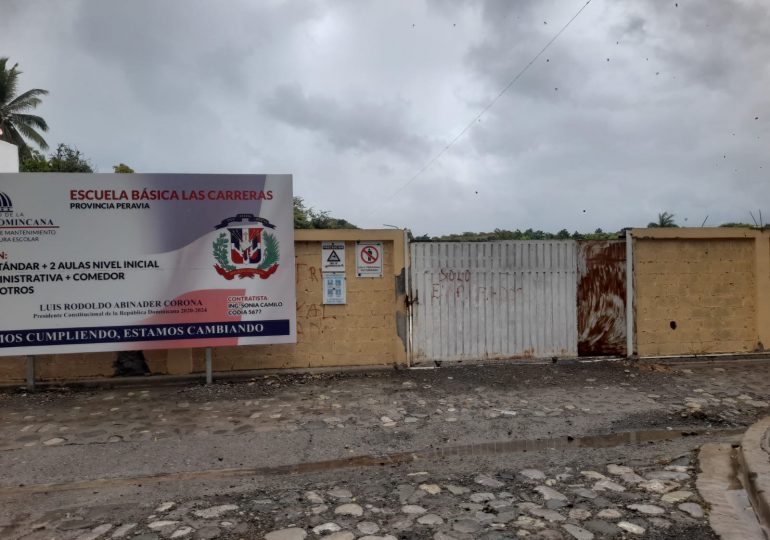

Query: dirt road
(1, 358), (768, 539)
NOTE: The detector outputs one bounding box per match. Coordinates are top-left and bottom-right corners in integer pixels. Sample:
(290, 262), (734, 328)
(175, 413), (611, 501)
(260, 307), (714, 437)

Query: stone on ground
(357, 522), (380, 534)
(170, 527), (194, 538)
(593, 479), (625, 492)
(334, 504), (363, 517)
(417, 513), (444, 525)
(617, 521), (646, 535)
(535, 486), (567, 501)
(193, 504), (238, 519)
(596, 509), (622, 520)
(312, 522), (341, 534)
(562, 523), (595, 540)
(265, 528), (307, 540)
(327, 488), (353, 499)
(147, 521), (178, 530)
(324, 533), (354, 540)
(606, 464), (634, 476)
(520, 469), (546, 481)
(401, 504), (427, 514)
(470, 492), (495, 503)
(627, 504), (665, 515)
(475, 475), (505, 488)
(678, 502), (705, 518)
(660, 490), (693, 503)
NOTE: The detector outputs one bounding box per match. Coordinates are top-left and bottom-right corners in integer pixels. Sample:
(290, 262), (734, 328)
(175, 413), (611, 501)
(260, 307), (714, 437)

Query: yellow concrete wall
(207, 237), (401, 370)
(0, 229), (407, 383)
(632, 228), (770, 357)
(6, 226), (767, 382)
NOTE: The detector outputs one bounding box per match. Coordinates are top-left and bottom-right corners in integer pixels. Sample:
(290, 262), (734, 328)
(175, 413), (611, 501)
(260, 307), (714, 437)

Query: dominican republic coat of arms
(212, 214), (280, 280)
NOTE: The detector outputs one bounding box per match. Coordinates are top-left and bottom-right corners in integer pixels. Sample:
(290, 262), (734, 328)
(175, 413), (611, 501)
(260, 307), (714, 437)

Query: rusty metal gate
(409, 241), (578, 363)
(577, 241), (627, 356)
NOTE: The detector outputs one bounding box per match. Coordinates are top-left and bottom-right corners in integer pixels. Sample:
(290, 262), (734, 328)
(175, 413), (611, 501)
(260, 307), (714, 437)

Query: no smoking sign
(356, 242), (383, 278)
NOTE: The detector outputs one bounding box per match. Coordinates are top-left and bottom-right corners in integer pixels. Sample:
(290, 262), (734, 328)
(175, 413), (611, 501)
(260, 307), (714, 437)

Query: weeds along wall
(0, 229), (407, 382)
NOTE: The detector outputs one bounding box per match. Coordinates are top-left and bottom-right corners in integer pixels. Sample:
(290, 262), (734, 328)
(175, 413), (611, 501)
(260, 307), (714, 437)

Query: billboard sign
(0, 173), (296, 356)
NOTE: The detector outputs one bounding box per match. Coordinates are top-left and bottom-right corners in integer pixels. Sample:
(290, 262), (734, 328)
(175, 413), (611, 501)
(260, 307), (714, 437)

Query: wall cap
(294, 229), (404, 242)
(631, 227), (769, 240)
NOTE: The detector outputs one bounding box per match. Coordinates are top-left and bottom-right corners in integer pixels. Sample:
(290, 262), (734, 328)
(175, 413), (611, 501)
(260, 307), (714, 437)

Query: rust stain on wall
(577, 241), (627, 356)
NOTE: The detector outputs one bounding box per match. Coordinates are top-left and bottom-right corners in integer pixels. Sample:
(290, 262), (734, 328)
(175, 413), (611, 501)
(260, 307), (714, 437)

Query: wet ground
(1, 358), (769, 539)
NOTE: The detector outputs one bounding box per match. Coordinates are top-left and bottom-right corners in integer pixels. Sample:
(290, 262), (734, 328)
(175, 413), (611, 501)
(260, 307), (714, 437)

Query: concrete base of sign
(0, 363), (395, 390)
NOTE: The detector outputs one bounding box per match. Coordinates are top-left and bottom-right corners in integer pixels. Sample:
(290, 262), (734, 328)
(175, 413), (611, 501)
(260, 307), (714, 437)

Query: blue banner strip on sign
(0, 320), (290, 348)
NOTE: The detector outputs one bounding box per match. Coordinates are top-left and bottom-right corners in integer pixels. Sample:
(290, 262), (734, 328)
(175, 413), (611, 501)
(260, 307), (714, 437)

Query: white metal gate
(410, 241), (578, 363)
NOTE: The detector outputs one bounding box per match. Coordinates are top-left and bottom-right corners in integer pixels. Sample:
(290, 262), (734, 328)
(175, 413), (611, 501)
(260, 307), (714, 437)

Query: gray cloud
(73, 0), (323, 110)
(616, 15), (647, 41)
(264, 84), (430, 157)
(1, 0), (767, 234)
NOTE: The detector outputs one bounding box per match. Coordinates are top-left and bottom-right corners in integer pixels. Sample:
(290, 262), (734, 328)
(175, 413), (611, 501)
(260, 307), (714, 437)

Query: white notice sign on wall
(356, 242), (383, 278)
(321, 241), (345, 272)
(322, 273), (346, 304)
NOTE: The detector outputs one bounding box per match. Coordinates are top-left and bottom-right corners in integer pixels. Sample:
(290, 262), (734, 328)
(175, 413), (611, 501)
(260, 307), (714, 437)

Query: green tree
(0, 58), (49, 157)
(17, 148), (48, 171)
(293, 196), (356, 229)
(293, 197), (312, 229)
(113, 163), (135, 173)
(20, 144), (93, 172)
(648, 211), (678, 228)
(48, 144), (93, 172)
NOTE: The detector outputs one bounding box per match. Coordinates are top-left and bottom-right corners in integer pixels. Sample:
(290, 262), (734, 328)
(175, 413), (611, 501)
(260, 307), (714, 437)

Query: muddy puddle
(0, 427), (745, 495)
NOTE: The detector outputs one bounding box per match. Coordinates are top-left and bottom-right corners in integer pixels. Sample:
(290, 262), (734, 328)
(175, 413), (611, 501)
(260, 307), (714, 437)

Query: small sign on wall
(356, 241), (383, 277)
(321, 241), (346, 272)
(323, 273), (346, 304)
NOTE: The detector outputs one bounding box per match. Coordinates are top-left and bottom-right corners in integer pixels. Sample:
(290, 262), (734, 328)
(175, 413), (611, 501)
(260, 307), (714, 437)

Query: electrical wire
(387, 0), (594, 199)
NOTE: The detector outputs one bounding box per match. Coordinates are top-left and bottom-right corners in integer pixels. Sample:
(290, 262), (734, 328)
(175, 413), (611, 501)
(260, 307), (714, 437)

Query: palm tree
(648, 211), (678, 228)
(0, 58), (49, 156)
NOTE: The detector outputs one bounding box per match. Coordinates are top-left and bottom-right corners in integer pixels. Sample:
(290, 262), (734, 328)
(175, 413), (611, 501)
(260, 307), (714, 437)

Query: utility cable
(387, 0), (594, 199)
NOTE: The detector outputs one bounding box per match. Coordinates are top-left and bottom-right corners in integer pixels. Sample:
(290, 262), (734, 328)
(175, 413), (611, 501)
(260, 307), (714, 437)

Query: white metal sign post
(0, 173), (296, 384)
(205, 347), (213, 385)
(26, 355), (35, 390)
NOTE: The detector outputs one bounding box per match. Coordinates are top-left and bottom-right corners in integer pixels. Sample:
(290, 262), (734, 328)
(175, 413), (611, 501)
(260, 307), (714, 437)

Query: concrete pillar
(0, 141), (19, 172)
(756, 232), (770, 350)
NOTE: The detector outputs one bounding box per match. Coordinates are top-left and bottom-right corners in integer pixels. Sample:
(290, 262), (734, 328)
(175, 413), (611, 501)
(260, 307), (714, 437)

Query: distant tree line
(410, 211), (764, 242)
(410, 228), (620, 243)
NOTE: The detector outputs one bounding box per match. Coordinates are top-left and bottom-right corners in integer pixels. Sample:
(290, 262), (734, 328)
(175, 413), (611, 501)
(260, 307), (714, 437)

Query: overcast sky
(2, 0), (768, 235)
